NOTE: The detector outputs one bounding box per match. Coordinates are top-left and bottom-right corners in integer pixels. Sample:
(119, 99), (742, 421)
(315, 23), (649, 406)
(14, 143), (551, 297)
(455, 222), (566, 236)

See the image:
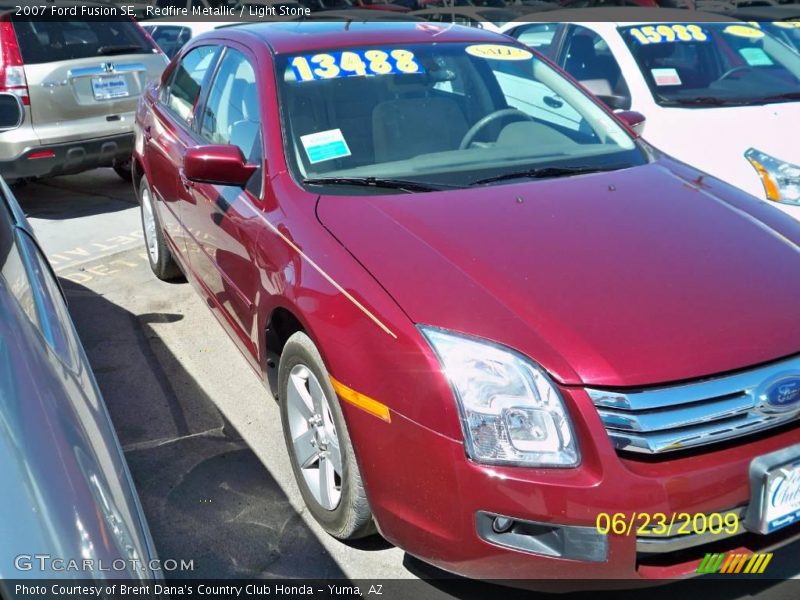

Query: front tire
(279, 332), (375, 540)
(138, 176), (181, 281)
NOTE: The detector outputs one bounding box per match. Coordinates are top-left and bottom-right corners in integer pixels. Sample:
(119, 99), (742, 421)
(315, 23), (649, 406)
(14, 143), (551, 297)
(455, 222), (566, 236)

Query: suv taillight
(0, 19), (29, 105)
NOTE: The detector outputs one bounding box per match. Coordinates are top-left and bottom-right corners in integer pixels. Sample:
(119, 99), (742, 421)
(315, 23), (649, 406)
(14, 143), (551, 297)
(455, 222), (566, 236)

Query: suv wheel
(113, 158), (133, 182)
(279, 332), (375, 540)
(138, 176), (181, 281)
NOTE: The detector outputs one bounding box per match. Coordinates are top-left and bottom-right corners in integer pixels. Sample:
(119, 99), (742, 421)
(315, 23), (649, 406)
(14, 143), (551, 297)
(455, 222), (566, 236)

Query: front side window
(165, 46), (218, 124)
(0, 204), (38, 332)
(0, 203), (75, 365)
(276, 42), (643, 191)
(561, 26), (631, 110)
(619, 22), (800, 106)
(199, 48), (263, 195)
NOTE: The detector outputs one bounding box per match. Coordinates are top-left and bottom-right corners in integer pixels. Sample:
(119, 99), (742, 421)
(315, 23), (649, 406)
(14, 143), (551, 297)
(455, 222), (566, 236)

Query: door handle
(143, 124), (152, 140)
(543, 95), (564, 109)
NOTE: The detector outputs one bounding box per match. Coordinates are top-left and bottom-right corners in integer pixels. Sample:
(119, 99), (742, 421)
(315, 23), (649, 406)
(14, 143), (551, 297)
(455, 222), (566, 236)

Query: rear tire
(138, 176), (181, 281)
(279, 332), (375, 540)
(113, 158), (133, 182)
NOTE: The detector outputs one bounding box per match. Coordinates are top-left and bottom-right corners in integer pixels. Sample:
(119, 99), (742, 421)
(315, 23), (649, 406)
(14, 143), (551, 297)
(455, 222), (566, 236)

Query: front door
(181, 45), (264, 361)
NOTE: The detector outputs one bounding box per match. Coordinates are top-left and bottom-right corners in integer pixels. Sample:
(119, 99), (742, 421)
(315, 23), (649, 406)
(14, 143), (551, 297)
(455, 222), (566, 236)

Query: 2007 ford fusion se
(133, 21), (800, 583)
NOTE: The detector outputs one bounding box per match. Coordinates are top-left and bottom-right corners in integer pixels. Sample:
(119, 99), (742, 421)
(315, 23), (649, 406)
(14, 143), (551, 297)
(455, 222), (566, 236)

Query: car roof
(229, 20), (507, 54)
(307, 9), (424, 20)
(414, 6), (514, 15)
(507, 7), (735, 24)
(725, 5), (800, 20)
(143, 19), (239, 31)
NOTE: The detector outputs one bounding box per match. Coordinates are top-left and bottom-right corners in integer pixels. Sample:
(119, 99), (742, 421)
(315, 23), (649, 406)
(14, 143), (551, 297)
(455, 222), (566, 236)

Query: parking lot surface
(13, 170), (800, 598)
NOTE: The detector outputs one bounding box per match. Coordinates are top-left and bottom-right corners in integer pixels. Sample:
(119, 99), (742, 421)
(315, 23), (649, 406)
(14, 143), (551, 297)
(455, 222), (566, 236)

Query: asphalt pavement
(11, 169), (800, 598)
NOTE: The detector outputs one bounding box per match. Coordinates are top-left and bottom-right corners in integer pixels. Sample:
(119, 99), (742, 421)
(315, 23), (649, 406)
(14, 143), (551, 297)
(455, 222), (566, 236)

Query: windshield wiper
(97, 44), (147, 56)
(744, 92), (800, 105)
(665, 96), (738, 106)
(470, 164), (628, 186)
(302, 176), (447, 193)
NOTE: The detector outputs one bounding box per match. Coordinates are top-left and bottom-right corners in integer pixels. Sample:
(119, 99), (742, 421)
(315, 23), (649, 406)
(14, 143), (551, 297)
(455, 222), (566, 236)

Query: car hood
(645, 103), (800, 198)
(317, 159), (800, 387)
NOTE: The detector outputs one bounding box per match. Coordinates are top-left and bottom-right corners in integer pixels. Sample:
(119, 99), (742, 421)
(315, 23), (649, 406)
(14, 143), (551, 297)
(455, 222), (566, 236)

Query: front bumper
(0, 133), (133, 181)
(342, 387), (800, 587)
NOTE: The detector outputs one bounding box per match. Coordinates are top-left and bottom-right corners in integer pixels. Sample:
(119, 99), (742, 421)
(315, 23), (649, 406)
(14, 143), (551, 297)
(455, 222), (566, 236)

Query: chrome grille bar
(587, 355), (800, 453)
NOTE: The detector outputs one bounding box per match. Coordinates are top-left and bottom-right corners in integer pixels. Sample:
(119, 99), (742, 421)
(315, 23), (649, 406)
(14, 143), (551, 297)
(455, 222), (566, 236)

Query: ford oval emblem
(758, 374), (800, 413)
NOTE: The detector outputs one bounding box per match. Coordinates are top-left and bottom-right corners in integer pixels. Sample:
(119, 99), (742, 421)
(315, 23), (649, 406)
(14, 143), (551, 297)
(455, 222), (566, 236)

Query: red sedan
(133, 22), (800, 584)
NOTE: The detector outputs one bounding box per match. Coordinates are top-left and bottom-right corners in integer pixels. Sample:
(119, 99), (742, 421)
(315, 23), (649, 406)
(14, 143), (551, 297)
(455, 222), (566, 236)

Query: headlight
(745, 148), (800, 205)
(420, 327), (579, 467)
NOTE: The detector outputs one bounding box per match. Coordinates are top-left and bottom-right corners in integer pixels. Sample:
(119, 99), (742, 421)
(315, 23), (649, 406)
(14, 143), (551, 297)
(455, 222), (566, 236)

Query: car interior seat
(372, 74), (469, 163)
(565, 34), (625, 95)
(229, 83), (261, 164)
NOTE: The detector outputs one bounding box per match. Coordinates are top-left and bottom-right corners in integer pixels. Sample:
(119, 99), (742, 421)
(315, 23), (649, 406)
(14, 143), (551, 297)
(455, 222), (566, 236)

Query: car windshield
(756, 21), (800, 53)
(619, 23), (800, 107)
(275, 42), (644, 191)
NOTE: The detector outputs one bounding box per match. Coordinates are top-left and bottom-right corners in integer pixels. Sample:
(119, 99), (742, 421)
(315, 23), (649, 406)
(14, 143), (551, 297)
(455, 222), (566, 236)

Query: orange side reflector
(330, 376), (391, 423)
(748, 157), (781, 201)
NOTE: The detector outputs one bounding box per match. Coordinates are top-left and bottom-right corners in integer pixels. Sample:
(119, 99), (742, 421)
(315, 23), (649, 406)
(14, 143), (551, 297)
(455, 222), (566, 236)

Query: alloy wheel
(285, 364), (342, 510)
(141, 186), (159, 264)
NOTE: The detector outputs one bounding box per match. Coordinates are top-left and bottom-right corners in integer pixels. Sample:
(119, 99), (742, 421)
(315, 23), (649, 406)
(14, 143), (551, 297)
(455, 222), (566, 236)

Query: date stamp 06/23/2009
(595, 511), (742, 537)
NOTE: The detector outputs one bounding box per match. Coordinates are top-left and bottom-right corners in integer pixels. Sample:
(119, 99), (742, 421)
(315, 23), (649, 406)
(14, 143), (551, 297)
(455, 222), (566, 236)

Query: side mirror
(615, 110), (646, 136)
(595, 94), (629, 111)
(0, 93), (24, 131)
(183, 145), (257, 187)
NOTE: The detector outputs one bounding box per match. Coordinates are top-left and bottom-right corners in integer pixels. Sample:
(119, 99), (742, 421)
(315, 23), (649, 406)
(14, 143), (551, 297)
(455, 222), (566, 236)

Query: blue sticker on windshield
(739, 47), (774, 66)
(290, 49), (424, 82)
(301, 129), (351, 164)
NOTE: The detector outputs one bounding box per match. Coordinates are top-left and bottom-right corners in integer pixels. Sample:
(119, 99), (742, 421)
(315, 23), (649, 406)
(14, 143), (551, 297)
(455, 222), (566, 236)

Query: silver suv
(0, 15), (167, 182)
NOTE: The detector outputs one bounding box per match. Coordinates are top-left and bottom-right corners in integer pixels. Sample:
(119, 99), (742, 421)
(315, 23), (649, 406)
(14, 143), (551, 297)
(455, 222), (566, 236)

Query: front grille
(587, 355), (800, 454)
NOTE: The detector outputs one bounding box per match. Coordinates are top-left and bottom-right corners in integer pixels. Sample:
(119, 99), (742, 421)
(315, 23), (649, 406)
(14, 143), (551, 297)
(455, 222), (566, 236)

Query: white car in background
(142, 20), (240, 58)
(411, 6), (522, 32)
(503, 8), (800, 218)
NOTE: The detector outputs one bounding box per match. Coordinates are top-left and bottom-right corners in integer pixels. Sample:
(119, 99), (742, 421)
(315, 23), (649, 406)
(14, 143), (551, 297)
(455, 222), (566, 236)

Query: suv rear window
(10, 20), (155, 65)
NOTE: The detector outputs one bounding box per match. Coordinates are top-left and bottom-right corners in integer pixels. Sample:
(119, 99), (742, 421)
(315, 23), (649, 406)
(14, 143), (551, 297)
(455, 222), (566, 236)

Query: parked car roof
(228, 19), (503, 54)
(303, 8), (424, 18)
(506, 6), (735, 22)
(722, 5), (800, 20)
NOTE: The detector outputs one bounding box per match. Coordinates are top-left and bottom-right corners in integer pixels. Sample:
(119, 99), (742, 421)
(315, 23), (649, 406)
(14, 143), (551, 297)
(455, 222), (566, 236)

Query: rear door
(147, 44), (220, 260)
(11, 19), (167, 144)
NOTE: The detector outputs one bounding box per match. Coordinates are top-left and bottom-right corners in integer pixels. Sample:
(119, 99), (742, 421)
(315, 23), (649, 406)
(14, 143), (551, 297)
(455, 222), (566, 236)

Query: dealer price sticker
(628, 24), (708, 45)
(290, 49), (423, 82)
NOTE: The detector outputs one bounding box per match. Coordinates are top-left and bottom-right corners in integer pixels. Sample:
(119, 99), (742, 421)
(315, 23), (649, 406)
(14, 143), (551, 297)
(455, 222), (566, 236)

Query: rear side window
(508, 24), (559, 57)
(165, 45), (218, 124)
(11, 19), (156, 65)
